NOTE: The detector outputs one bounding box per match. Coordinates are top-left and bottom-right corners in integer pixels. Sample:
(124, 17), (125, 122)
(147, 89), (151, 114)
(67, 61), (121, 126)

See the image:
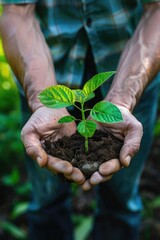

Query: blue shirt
(1, 0), (159, 88)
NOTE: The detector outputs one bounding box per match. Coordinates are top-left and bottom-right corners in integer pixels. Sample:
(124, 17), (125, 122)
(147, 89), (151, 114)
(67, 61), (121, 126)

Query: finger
(81, 180), (93, 191)
(99, 159), (122, 176)
(47, 155), (73, 175)
(120, 122), (143, 167)
(21, 130), (48, 167)
(64, 168), (85, 185)
(89, 171), (113, 185)
(26, 144), (48, 167)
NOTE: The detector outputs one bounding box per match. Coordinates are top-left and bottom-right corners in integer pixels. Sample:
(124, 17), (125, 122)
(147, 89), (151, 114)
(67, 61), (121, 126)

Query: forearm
(0, 4), (56, 112)
(106, 3), (160, 112)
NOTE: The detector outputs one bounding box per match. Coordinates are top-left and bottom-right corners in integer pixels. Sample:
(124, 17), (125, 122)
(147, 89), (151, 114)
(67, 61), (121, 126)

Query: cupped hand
(21, 106), (85, 185)
(81, 105), (143, 191)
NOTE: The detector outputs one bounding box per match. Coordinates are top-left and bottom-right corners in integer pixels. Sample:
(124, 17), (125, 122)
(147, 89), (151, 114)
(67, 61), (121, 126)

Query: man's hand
(81, 105), (143, 191)
(21, 107), (85, 185)
(81, 2), (160, 191)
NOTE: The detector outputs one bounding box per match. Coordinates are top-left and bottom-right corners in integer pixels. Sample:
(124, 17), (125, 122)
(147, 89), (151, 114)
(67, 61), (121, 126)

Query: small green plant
(39, 72), (123, 153)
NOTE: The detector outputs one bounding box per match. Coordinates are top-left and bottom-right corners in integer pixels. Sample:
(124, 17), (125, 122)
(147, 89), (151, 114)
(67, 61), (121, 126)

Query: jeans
(20, 78), (160, 240)
(19, 49), (160, 239)
(92, 81), (160, 240)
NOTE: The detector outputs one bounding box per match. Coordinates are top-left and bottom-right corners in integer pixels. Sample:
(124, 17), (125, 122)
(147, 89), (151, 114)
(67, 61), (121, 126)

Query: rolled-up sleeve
(0, 0), (37, 4)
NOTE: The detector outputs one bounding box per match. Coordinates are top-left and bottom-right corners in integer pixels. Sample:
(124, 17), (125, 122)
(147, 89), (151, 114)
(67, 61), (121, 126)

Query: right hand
(81, 105), (143, 191)
(21, 106), (86, 185)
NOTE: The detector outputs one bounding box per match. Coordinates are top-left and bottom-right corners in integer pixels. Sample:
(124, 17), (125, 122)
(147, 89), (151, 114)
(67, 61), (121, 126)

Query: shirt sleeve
(141, 0), (160, 3)
(0, 0), (37, 4)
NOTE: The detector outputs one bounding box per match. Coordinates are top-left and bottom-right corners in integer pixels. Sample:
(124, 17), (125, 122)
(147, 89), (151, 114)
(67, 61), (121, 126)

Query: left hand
(81, 105), (143, 191)
(21, 106), (86, 185)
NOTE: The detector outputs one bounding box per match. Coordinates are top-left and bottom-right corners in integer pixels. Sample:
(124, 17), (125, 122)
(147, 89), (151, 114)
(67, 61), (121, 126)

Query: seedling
(39, 72), (123, 153)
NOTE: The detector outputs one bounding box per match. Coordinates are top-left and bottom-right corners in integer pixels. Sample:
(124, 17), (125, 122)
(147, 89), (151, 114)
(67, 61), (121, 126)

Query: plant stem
(84, 108), (92, 112)
(81, 102), (89, 154)
(73, 104), (82, 112)
(81, 102), (85, 121)
(85, 137), (88, 153)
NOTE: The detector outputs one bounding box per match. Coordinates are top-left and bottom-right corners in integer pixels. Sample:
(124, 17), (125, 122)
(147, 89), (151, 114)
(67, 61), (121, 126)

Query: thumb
(26, 144), (48, 167)
(119, 123), (143, 167)
(21, 130), (48, 167)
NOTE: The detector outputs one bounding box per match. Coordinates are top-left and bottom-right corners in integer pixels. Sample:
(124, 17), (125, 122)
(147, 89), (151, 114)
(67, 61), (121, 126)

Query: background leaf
(74, 216), (93, 240)
(91, 101), (123, 123)
(77, 120), (97, 138)
(11, 202), (29, 219)
(0, 221), (27, 239)
(83, 72), (115, 95)
(2, 168), (20, 186)
(58, 115), (76, 123)
(39, 85), (75, 108)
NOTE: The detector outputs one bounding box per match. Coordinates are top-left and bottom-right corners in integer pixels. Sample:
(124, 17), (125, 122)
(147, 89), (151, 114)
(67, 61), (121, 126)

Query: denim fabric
(21, 76), (160, 240)
(20, 47), (160, 239)
(20, 95), (74, 240)
(91, 78), (160, 240)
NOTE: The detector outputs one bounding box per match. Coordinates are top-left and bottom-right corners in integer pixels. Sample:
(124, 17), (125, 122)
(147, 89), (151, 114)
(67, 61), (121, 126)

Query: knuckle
(78, 178), (85, 185)
(133, 143), (140, 153)
(25, 145), (40, 162)
(106, 175), (113, 181)
(136, 121), (142, 129)
(21, 126), (31, 141)
(20, 128), (26, 141)
(114, 161), (121, 172)
(137, 121), (143, 133)
(131, 120), (143, 131)
(127, 142), (140, 157)
(25, 145), (34, 158)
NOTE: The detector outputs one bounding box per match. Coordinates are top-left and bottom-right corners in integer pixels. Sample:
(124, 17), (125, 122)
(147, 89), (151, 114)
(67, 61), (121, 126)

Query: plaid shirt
(1, 0), (159, 88)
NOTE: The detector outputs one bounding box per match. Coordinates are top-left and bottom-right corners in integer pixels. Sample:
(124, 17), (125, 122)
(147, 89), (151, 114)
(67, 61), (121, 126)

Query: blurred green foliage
(0, 6), (29, 239)
(0, 38), (24, 174)
(0, 4), (160, 240)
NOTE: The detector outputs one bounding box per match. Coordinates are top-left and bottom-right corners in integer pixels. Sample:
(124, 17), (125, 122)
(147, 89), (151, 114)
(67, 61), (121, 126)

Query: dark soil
(42, 130), (123, 178)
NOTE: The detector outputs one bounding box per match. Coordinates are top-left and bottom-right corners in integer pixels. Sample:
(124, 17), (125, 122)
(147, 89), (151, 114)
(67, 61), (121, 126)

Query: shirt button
(86, 17), (92, 27)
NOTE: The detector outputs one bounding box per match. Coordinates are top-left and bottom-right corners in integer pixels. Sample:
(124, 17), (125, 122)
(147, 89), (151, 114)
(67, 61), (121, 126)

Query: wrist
(23, 64), (57, 112)
(105, 90), (137, 112)
(105, 68), (148, 112)
(26, 91), (44, 112)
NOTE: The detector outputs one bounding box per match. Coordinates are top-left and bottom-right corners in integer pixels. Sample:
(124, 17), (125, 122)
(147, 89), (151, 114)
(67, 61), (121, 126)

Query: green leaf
(39, 85), (75, 109)
(83, 72), (115, 95)
(2, 168), (20, 186)
(58, 115), (76, 123)
(73, 89), (86, 102)
(77, 120), (97, 138)
(152, 196), (160, 208)
(74, 215), (93, 240)
(0, 55), (6, 62)
(11, 202), (29, 219)
(0, 221), (27, 239)
(15, 182), (31, 195)
(85, 92), (95, 102)
(73, 89), (95, 103)
(91, 101), (123, 123)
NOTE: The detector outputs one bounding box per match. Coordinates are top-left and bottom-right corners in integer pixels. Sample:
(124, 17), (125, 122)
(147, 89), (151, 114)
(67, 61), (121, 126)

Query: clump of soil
(42, 130), (123, 178)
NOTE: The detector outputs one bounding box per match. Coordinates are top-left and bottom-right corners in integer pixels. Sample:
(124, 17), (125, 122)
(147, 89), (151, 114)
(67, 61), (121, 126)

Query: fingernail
(82, 181), (92, 191)
(37, 157), (42, 166)
(124, 155), (131, 166)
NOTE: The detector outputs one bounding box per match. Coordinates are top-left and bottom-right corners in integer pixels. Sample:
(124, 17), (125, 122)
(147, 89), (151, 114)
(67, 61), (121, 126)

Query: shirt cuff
(0, 0), (37, 4)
